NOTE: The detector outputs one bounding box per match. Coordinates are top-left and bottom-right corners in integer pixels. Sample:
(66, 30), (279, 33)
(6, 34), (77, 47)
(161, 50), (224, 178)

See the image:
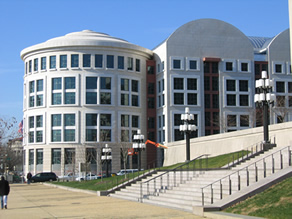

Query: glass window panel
(41, 57), (46, 70)
(100, 92), (111, 104)
(36, 94), (43, 106)
(121, 79), (129, 91)
(100, 129), (111, 141)
(50, 56), (56, 69)
(65, 114), (75, 126)
(118, 56), (124, 69)
(65, 130), (75, 142)
(34, 58), (38, 71)
(227, 80), (236, 91)
(132, 95), (139, 106)
(174, 93), (184, 104)
(52, 130), (61, 142)
(52, 149), (61, 164)
(132, 80), (138, 92)
(95, 54), (103, 68)
(86, 92), (97, 104)
(187, 78), (197, 90)
(29, 116), (34, 128)
(226, 62), (233, 71)
(36, 131), (43, 143)
(121, 94), (129, 105)
(83, 54), (91, 67)
(174, 78), (184, 90)
(241, 63), (248, 71)
(132, 116), (139, 128)
(36, 115), (43, 127)
(127, 57), (133, 70)
(37, 79), (43, 92)
(174, 114), (181, 126)
(100, 114), (111, 126)
(86, 129), (97, 141)
(173, 59), (181, 69)
(227, 115), (237, 127)
(136, 59), (140, 72)
(227, 94), (236, 106)
(86, 114), (97, 126)
(52, 78), (62, 90)
(100, 77), (111, 90)
(212, 77), (218, 91)
(276, 82), (285, 93)
(71, 54), (79, 68)
(29, 131), (34, 143)
(60, 55), (67, 68)
(29, 60), (32, 72)
(65, 92), (75, 104)
(240, 95), (249, 106)
(29, 96), (34, 107)
(65, 77), (75, 89)
(52, 114), (61, 126)
(121, 115), (129, 127)
(52, 93), (61, 105)
(29, 81), (35, 93)
(240, 115), (249, 127)
(189, 60), (197, 69)
(106, 55), (114, 68)
(86, 77), (97, 89)
(239, 80), (248, 92)
(187, 93), (197, 105)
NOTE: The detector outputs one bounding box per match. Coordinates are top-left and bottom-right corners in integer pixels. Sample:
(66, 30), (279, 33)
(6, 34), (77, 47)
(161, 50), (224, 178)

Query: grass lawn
(224, 177), (292, 219)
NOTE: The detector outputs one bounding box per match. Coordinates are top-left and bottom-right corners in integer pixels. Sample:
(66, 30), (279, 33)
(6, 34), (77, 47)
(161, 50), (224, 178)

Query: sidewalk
(1, 183), (203, 219)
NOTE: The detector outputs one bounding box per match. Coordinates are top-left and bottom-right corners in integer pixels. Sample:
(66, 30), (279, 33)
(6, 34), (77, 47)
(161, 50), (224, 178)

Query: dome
(21, 30), (152, 59)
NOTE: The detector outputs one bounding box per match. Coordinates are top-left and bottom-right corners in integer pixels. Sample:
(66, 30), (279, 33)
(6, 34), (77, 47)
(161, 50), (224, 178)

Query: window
(127, 57), (133, 70)
(275, 64), (282, 73)
(189, 60), (197, 70)
(65, 77), (75, 89)
(240, 95), (249, 106)
(37, 80), (43, 92)
(29, 81), (35, 93)
(121, 79), (139, 106)
(71, 54), (79, 68)
(241, 62), (248, 72)
(212, 77), (219, 91)
(174, 78), (184, 90)
(289, 82), (292, 93)
(95, 54), (103, 68)
(147, 66), (154, 74)
(52, 114), (61, 127)
(276, 81), (285, 93)
(29, 116), (34, 128)
(173, 59), (181, 69)
(132, 80), (138, 92)
(240, 115), (249, 127)
(227, 80), (236, 91)
(41, 57), (46, 70)
(29, 60), (32, 73)
(36, 115), (43, 127)
(121, 115), (130, 127)
(174, 93), (184, 105)
(36, 149), (43, 165)
(86, 77), (97, 89)
(86, 77), (97, 104)
(239, 80), (248, 92)
(86, 114), (97, 126)
(29, 149), (34, 165)
(148, 83), (155, 94)
(34, 58), (38, 71)
(227, 94), (236, 106)
(52, 149), (61, 164)
(60, 55), (67, 68)
(187, 78), (197, 90)
(83, 54), (91, 68)
(226, 62), (233, 71)
(52, 78), (62, 90)
(50, 56), (56, 69)
(148, 97), (155, 108)
(188, 93), (197, 105)
(106, 55), (114, 68)
(132, 116), (139, 128)
(65, 148), (75, 164)
(36, 131), (43, 143)
(118, 56), (124, 69)
(227, 115), (236, 127)
(136, 59), (140, 72)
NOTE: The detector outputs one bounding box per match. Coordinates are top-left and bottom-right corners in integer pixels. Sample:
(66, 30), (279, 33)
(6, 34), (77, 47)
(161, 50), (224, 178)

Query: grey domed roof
(21, 30), (152, 59)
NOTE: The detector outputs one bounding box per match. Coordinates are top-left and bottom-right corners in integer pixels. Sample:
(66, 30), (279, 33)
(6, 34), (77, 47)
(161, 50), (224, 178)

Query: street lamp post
(133, 130), (145, 171)
(101, 144), (112, 177)
(180, 107), (197, 162)
(254, 71), (276, 150)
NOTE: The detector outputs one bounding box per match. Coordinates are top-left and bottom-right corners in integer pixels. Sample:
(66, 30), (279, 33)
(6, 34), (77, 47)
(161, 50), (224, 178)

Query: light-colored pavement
(1, 183), (205, 219)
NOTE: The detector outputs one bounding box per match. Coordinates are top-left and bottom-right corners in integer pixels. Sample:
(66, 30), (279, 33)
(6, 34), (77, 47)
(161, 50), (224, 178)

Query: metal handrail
(201, 145), (291, 206)
(139, 154), (209, 202)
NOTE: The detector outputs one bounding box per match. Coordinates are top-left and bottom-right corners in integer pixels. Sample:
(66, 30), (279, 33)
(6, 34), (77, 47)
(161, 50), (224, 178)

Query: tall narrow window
(83, 54), (91, 67)
(106, 55), (114, 68)
(60, 55), (67, 68)
(34, 58), (38, 71)
(71, 54), (79, 68)
(50, 56), (56, 69)
(127, 57), (133, 70)
(118, 56), (124, 69)
(41, 57), (46, 70)
(136, 59), (140, 72)
(95, 54), (103, 68)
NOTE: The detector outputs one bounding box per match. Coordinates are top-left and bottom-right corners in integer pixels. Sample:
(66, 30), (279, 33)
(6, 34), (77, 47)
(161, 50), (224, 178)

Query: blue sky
(0, 0), (289, 123)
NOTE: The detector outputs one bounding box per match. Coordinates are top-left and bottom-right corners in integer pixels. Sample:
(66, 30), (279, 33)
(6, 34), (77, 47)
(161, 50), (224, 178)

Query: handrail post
(140, 183), (143, 203)
(272, 154), (275, 174)
(246, 167), (249, 186)
(167, 172), (169, 189)
(174, 169), (176, 187)
(187, 163), (189, 181)
(229, 176), (232, 195)
(255, 163), (258, 182)
(202, 188), (204, 207)
(280, 151), (283, 169)
(238, 172), (240, 191)
(289, 146), (291, 166)
(211, 184), (213, 204)
(220, 180), (222, 200)
(206, 155), (208, 170)
(264, 158), (266, 178)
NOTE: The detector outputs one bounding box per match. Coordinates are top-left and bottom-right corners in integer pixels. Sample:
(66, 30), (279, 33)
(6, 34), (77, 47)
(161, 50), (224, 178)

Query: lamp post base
(262, 143), (277, 151)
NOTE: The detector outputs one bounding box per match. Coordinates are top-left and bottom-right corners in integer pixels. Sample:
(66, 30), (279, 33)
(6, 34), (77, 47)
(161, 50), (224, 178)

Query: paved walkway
(1, 183), (204, 219)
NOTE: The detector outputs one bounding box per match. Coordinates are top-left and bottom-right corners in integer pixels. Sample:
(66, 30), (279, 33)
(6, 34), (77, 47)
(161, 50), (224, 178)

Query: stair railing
(201, 146), (291, 206)
(139, 154), (209, 202)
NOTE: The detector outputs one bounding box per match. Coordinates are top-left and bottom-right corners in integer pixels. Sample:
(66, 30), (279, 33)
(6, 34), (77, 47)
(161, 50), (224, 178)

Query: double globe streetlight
(133, 130), (146, 171)
(180, 107), (197, 162)
(254, 71), (276, 148)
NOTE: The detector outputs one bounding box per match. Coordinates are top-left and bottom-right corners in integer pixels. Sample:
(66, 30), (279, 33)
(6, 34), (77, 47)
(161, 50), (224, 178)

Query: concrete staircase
(110, 145), (291, 213)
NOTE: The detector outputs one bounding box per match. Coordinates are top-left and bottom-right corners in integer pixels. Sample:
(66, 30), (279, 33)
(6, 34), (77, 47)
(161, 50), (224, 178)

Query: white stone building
(21, 19), (292, 176)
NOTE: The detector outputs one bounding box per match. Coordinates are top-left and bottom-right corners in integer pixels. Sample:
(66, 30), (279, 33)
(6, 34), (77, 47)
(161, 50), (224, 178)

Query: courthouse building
(21, 19), (291, 176)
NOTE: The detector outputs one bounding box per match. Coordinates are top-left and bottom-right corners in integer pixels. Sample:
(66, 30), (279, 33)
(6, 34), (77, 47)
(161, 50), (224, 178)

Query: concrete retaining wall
(163, 122), (292, 166)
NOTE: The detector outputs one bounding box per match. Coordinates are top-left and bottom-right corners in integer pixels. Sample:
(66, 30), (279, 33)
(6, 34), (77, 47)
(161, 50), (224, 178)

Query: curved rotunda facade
(21, 30), (153, 176)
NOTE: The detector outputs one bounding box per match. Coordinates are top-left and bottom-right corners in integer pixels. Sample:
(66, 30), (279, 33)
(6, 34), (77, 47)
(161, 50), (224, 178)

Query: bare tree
(272, 96), (290, 123)
(119, 130), (132, 179)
